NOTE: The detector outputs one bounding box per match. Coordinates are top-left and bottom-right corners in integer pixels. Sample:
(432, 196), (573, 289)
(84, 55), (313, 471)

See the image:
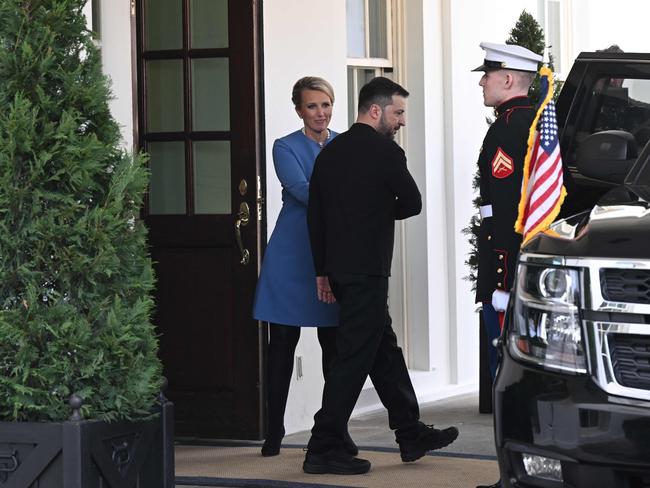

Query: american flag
(515, 66), (567, 244)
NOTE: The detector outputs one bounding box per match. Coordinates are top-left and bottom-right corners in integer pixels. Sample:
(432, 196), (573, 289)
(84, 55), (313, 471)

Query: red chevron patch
(491, 147), (514, 178)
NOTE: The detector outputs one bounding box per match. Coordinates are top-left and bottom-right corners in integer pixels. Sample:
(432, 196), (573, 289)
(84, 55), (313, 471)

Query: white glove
(491, 290), (510, 312)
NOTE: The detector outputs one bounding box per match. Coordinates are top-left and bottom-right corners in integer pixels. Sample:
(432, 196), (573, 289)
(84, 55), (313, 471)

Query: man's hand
(316, 276), (336, 304)
(491, 289), (510, 312)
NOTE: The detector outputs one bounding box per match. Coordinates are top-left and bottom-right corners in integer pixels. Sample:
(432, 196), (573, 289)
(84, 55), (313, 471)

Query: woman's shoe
(343, 430), (359, 456)
(261, 427), (285, 457)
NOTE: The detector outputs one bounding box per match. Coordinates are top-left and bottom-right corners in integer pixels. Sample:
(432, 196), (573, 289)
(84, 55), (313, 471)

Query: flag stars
(538, 102), (558, 148)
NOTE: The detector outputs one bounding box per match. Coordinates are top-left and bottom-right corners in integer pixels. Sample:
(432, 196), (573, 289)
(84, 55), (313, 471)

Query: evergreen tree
(506, 11), (545, 59)
(0, 0), (162, 422)
(506, 9), (563, 102)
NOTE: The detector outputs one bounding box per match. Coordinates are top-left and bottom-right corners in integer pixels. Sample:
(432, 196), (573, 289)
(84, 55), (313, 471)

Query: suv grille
(608, 333), (650, 391)
(601, 269), (650, 304)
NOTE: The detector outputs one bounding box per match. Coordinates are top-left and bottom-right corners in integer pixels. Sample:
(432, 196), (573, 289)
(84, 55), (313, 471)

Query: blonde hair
(291, 76), (335, 108)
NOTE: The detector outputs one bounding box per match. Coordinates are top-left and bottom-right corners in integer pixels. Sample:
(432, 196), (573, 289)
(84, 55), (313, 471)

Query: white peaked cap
(473, 42), (543, 73)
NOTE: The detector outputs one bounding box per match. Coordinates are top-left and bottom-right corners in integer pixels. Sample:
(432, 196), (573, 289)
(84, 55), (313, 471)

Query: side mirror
(576, 130), (637, 184)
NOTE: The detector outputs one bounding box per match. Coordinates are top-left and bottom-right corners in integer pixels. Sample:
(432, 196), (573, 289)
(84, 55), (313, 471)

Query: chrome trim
(519, 253), (566, 266)
(587, 320), (650, 402)
(585, 261), (650, 314)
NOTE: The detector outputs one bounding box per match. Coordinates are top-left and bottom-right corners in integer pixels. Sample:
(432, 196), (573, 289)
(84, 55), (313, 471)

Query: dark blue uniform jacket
(476, 96), (535, 303)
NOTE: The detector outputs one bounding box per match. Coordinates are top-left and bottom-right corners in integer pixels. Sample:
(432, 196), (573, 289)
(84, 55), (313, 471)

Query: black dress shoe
(343, 430), (359, 456)
(261, 427), (285, 457)
(398, 424), (459, 462)
(303, 449), (371, 475)
(476, 481), (501, 488)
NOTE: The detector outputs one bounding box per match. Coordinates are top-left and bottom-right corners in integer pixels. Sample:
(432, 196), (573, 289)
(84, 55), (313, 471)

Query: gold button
(499, 255), (504, 260)
(497, 268), (503, 273)
(497, 282), (502, 287)
(487, 235), (492, 241)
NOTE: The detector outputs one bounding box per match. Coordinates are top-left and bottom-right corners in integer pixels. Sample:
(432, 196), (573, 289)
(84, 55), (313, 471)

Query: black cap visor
(472, 59), (506, 72)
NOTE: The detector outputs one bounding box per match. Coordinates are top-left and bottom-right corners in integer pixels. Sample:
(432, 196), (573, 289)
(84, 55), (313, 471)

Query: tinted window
(559, 60), (650, 217)
(592, 78), (650, 149)
(566, 63), (650, 168)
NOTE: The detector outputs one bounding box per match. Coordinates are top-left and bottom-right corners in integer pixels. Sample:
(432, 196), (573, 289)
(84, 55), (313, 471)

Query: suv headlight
(508, 263), (587, 373)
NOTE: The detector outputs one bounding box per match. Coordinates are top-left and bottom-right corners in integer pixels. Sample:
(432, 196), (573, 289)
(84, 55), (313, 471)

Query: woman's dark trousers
(265, 324), (337, 442)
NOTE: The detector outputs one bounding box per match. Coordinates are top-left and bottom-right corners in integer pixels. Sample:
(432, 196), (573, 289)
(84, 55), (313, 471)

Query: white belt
(480, 204), (493, 219)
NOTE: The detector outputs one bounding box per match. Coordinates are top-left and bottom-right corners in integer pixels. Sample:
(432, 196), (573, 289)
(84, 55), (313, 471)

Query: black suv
(495, 52), (650, 488)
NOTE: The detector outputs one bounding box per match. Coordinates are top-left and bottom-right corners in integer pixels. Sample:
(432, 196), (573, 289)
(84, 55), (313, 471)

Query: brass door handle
(235, 202), (250, 265)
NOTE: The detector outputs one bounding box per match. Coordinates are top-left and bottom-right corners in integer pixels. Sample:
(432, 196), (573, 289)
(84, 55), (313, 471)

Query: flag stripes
(515, 65), (567, 244)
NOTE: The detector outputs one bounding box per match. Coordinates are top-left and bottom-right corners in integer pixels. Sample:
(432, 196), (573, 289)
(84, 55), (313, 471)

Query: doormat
(175, 444), (500, 488)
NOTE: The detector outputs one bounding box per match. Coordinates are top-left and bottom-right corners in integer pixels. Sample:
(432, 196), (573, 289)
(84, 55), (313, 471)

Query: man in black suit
(303, 77), (459, 475)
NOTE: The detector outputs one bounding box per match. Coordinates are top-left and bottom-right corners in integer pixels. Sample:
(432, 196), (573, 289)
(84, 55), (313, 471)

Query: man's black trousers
(307, 274), (420, 453)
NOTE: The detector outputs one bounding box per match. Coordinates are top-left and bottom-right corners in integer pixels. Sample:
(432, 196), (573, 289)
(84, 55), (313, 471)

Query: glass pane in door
(193, 141), (231, 214)
(191, 58), (230, 131)
(145, 0), (182, 50)
(148, 141), (186, 214)
(190, 0), (229, 49)
(146, 60), (184, 133)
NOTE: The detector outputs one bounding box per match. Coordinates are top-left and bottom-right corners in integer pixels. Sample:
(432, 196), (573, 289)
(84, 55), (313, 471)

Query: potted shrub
(0, 0), (173, 486)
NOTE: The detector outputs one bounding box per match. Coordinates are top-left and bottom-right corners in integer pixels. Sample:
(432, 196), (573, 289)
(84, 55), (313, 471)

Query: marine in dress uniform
(472, 42), (542, 488)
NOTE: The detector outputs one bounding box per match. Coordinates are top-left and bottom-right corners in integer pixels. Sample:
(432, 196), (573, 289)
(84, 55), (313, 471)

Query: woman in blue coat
(253, 77), (357, 457)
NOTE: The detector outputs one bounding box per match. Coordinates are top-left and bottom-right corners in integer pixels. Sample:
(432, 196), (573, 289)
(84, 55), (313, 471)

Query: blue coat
(253, 130), (339, 327)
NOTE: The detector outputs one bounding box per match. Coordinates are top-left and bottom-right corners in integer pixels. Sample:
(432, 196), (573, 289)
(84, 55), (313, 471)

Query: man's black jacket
(307, 123), (422, 277)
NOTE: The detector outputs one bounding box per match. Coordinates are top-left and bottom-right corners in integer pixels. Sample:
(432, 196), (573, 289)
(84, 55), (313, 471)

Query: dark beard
(377, 117), (395, 139)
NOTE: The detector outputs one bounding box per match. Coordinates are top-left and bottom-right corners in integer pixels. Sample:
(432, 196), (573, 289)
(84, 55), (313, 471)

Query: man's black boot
(343, 430), (359, 456)
(398, 424), (459, 462)
(303, 449), (371, 475)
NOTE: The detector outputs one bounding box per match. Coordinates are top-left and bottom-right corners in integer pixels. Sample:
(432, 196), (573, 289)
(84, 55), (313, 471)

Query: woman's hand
(316, 276), (336, 304)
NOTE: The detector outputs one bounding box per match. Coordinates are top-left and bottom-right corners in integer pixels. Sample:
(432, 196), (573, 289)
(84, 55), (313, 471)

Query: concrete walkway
(284, 392), (496, 457)
(175, 393), (498, 487)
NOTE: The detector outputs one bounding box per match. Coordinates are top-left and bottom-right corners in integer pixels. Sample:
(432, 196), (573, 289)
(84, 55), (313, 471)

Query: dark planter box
(0, 400), (174, 488)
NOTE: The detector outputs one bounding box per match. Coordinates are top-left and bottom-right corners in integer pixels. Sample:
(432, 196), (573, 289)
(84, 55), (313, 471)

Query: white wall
(97, 0), (135, 148)
(262, 0), (348, 435)
(569, 0), (650, 58)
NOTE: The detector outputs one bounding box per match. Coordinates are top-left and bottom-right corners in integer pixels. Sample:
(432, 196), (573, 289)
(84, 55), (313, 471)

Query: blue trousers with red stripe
(482, 303), (502, 381)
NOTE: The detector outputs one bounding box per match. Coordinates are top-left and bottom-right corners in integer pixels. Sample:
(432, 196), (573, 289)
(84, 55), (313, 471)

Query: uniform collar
(495, 96), (533, 116)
